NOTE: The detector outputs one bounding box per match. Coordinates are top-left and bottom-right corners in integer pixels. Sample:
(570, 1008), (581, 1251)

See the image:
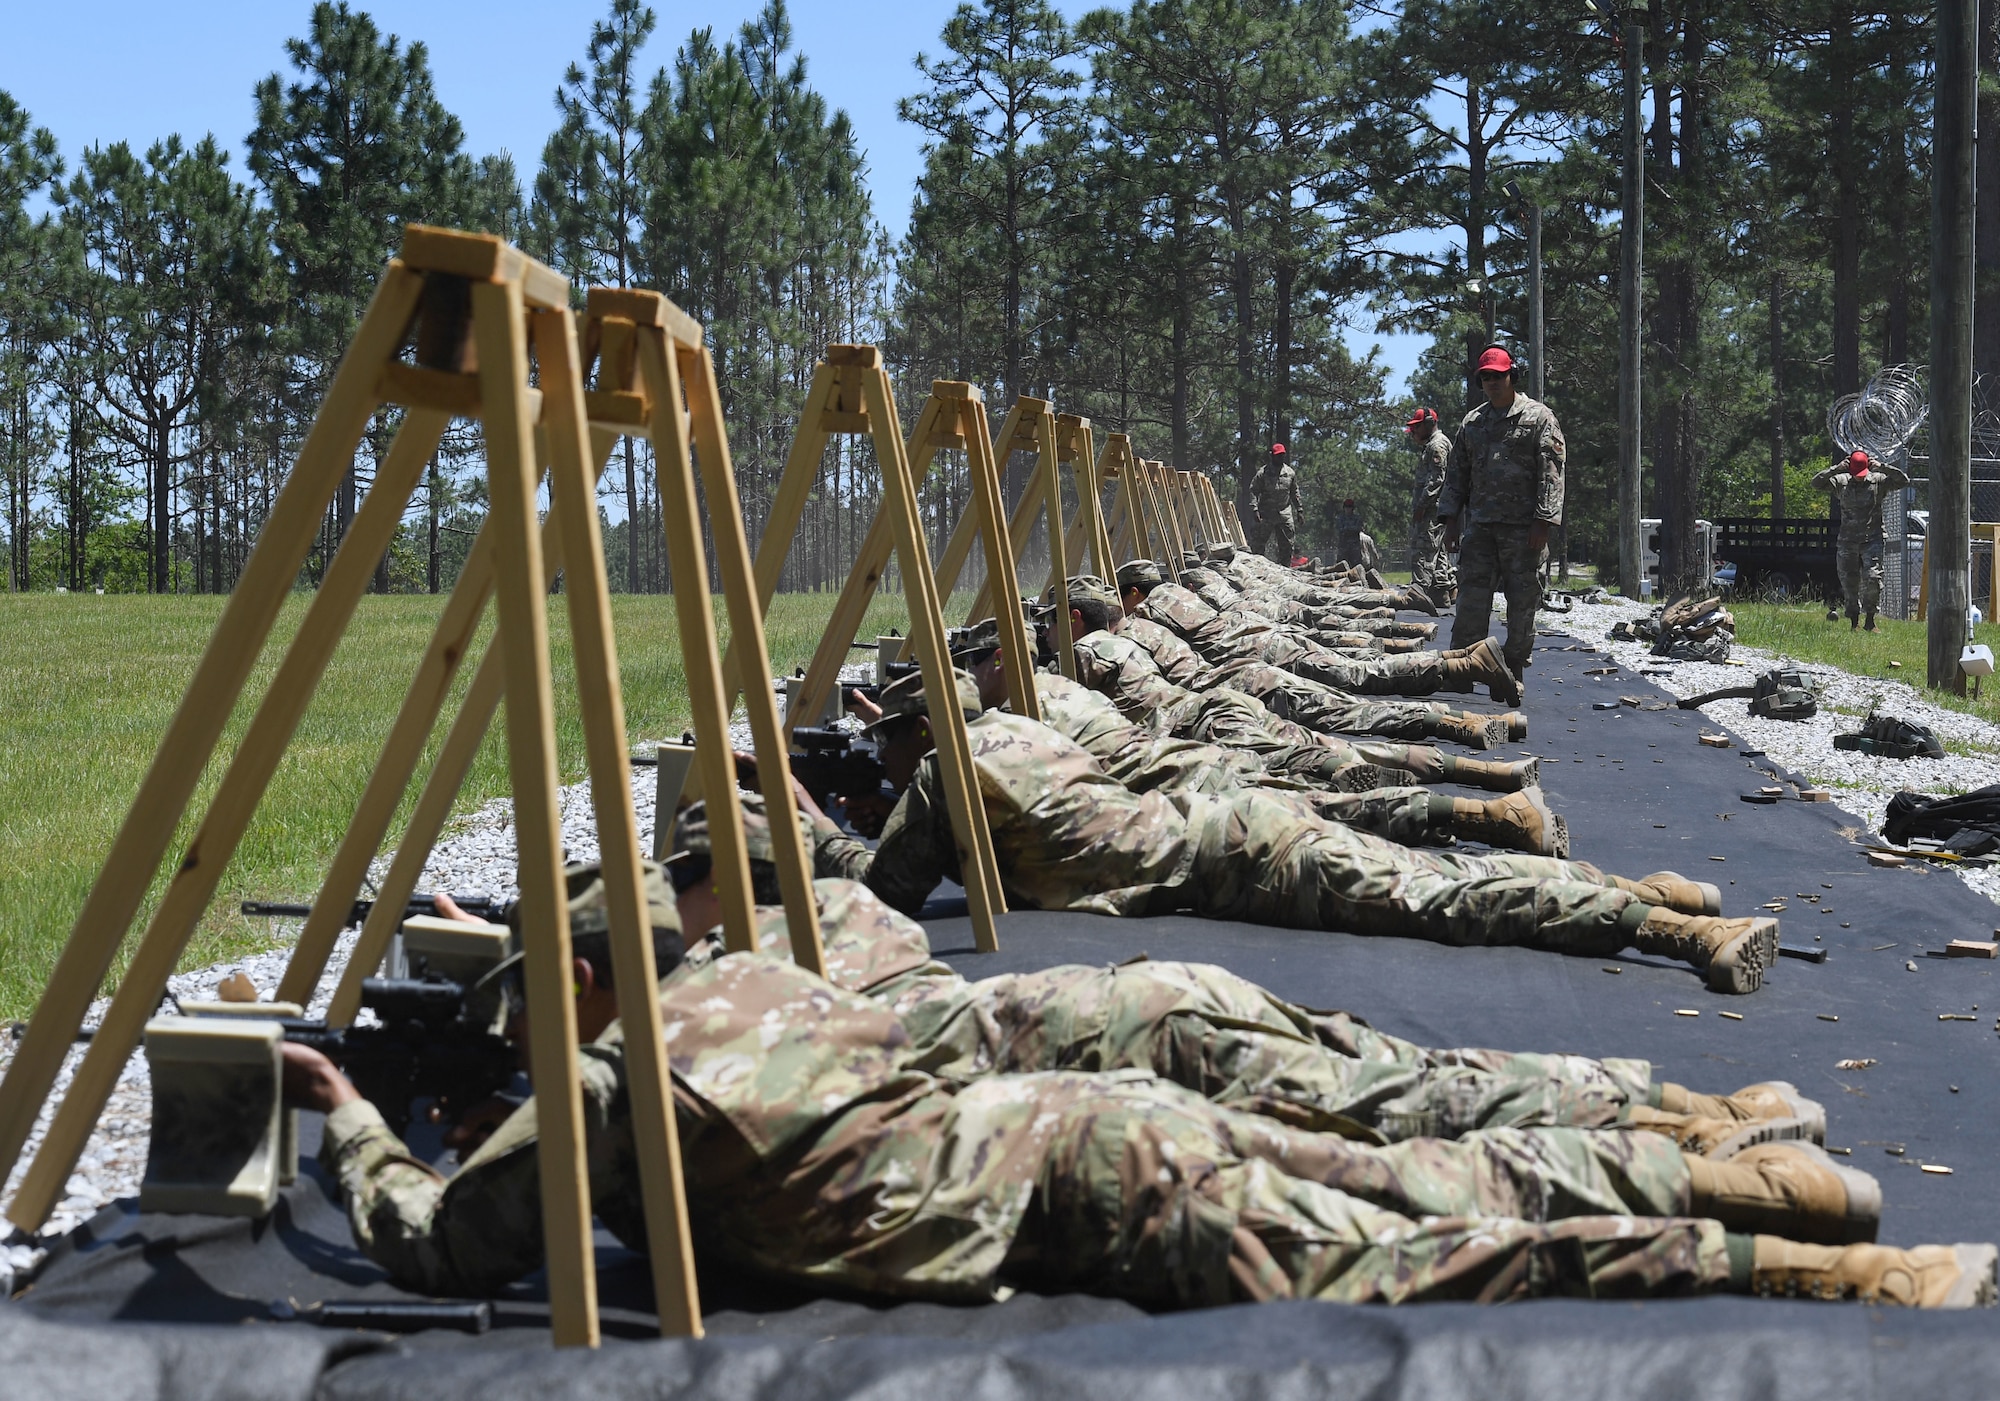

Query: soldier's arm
(1288, 470), (1302, 513)
(316, 1050), (625, 1297)
(1536, 413), (1566, 524)
(861, 761), (957, 916)
(1438, 427), (1472, 519)
(1809, 466), (1843, 490)
(1877, 461), (1912, 489)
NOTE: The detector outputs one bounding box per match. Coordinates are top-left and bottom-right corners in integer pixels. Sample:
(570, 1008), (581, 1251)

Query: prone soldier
(292, 852), (1996, 1308)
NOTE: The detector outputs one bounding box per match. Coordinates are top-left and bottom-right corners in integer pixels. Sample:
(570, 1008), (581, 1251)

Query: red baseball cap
(1270, 443), (1286, 455)
(1847, 450), (1869, 470)
(1476, 347), (1515, 375)
(1405, 408), (1437, 430)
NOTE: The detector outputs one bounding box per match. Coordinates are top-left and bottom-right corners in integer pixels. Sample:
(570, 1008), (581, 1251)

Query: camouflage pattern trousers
(1450, 522), (1542, 678)
(1167, 689), (1456, 794)
(1259, 634), (1453, 697)
(1837, 539), (1883, 618)
(895, 958), (1652, 1142)
(1002, 1074), (1727, 1307)
(1411, 517), (1458, 594)
(1199, 659), (1465, 744)
(1261, 508), (1297, 565)
(1185, 790), (1647, 956)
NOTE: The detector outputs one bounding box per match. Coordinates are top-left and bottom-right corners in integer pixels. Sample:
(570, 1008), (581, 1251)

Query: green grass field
(0, 590), (950, 1019)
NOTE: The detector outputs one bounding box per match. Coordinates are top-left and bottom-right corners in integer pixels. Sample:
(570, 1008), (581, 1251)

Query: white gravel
(0, 674), (868, 1275)
(1553, 595), (2000, 906)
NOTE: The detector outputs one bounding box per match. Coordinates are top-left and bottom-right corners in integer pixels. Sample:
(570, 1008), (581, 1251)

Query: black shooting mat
(13, 617), (2000, 1400)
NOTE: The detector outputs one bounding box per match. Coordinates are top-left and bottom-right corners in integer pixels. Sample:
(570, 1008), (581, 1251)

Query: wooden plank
(1059, 414), (1113, 578)
(788, 508), (893, 736)
(1036, 408), (1074, 680)
(583, 286), (704, 348)
(534, 305), (703, 1340)
(379, 362), (482, 415)
(960, 395), (1040, 723)
(862, 368), (1005, 952)
(677, 336), (828, 979)
(585, 389), (650, 429)
(472, 278), (598, 1348)
(399, 224), (569, 311)
(636, 332), (761, 960)
(720, 361), (837, 710)
(9, 405), (449, 1233)
(275, 526), (498, 1005)
(826, 343), (882, 367)
(0, 265), (421, 1211)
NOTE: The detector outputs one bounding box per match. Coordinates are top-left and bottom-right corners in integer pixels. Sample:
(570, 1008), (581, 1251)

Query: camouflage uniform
(739, 879), (1654, 1143)
(1252, 460), (1302, 565)
(814, 709), (1641, 953)
(1336, 506), (1365, 568)
(1442, 393), (1563, 679)
(1029, 672), (1447, 847)
(1171, 569), (1427, 640)
(1223, 552), (1416, 612)
(1410, 427), (1458, 595)
(322, 870), (1724, 1304)
(1103, 619), (1465, 746)
(1136, 584), (1457, 696)
(1812, 459), (1912, 621)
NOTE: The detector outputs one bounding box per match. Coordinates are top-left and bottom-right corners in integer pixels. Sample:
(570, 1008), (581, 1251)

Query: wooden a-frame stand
(0, 229), (747, 1348)
(738, 349), (1008, 954)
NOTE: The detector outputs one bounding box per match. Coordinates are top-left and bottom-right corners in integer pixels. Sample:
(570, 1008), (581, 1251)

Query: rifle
(278, 976), (518, 1137)
(784, 726), (890, 814)
(240, 893), (510, 927)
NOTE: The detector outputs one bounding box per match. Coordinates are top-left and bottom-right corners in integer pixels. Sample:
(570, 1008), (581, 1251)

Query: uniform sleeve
(1536, 411), (1565, 524)
(320, 1054), (634, 1297)
(1288, 468), (1302, 513)
(1810, 466), (1844, 491)
(811, 812), (874, 881)
(1878, 462), (1912, 489)
(1438, 424), (1472, 519)
(851, 760), (957, 916)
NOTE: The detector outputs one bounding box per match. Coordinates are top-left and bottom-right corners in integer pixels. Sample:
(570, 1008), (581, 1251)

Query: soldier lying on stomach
(810, 667), (1779, 995)
(285, 854), (1995, 1308)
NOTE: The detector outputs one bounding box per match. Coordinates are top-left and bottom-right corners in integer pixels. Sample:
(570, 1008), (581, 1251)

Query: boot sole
(1945, 1245), (2000, 1308)
(1707, 918), (1780, 995)
(1740, 1081), (1827, 1145)
(1703, 1112), (1822, 1161)
(1803, 1142), (1883, 1245)
(1510, 757), (1541, 791)
(1504, 713), (1529, 741)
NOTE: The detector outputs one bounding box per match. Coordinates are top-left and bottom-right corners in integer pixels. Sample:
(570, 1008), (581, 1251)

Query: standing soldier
(1252, 443), (1301, 566)
(1812, 449), (1910, 631)
(1335, 498), (1365, 568)
(1405, 407), (1456, 604)
(1441, 345), (1564, 688)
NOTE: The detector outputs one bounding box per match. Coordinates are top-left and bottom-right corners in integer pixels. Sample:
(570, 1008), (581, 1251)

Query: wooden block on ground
(1948, 939), (1999, 958)
(139, 1017), (285, 1218)
(1800, 788), (1832, 802)
(1867, 850), (1907, 868)
(1698, 734), (1731, 748)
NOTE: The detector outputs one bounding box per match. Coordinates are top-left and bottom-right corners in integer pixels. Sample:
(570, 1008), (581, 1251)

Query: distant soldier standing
(1405, 407), (1456, 603)
(1442, 346), (1563, 687)
(1252, 443), (1301, 566)
(1812, 449), (1910, 631)
(1335, 498), (1365, 568)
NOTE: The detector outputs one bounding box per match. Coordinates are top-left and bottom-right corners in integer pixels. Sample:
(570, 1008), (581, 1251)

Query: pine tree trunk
(1975, 0), (2000, 387)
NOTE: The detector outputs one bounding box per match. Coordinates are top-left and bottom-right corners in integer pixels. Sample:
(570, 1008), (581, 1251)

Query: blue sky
(3, 0), (1424, 392)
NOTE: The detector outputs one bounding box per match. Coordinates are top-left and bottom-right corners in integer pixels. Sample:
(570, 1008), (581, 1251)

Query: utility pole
(1931, 0), (1976, 690)
(1617, 0), (1646, 598)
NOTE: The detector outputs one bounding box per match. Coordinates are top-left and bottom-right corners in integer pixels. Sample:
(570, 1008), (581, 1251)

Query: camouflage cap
(1201, 543), (1236, 563)
(1061, 575), (1120, 610)
(864, 666), (984, 733)
(1115, 559), (1165, 591)
(673, 788), (778, 863)
(947, 618), (1002, 659)
(558, 858), (682, 939)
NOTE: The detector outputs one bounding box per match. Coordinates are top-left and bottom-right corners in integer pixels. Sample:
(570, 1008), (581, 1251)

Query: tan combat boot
(1440, 637), (1521, 705)
(1426, 712), (1511, 750)
(1750, 1237), (1997, 1306)
(1400, 583), (1441, 615)
(1632, 909), (1779, 994)
(1660, 1081), (1824, 1144)
(1685, 1143), (1880, 1245)
(1620, 1105), (1818, 1159)
(1379, 637), (1425, 654)
(1499, 711), (1528, 740)
(1437, 753), (1539, 793)
(1444, 788), (1568, 856)
(1604, 870), (1723, 915)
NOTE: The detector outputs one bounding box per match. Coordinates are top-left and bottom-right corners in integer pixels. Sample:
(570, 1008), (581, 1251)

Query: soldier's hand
(843, 792), (895, 839)
(1528, 520), (1551, 553)
(1442, 516), (1460, 551)
(441, 1094), (518, 1160)
(282, 1042), (359, 1114)
(789, 774), (832, 825)
(845, 688), (884, 723)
